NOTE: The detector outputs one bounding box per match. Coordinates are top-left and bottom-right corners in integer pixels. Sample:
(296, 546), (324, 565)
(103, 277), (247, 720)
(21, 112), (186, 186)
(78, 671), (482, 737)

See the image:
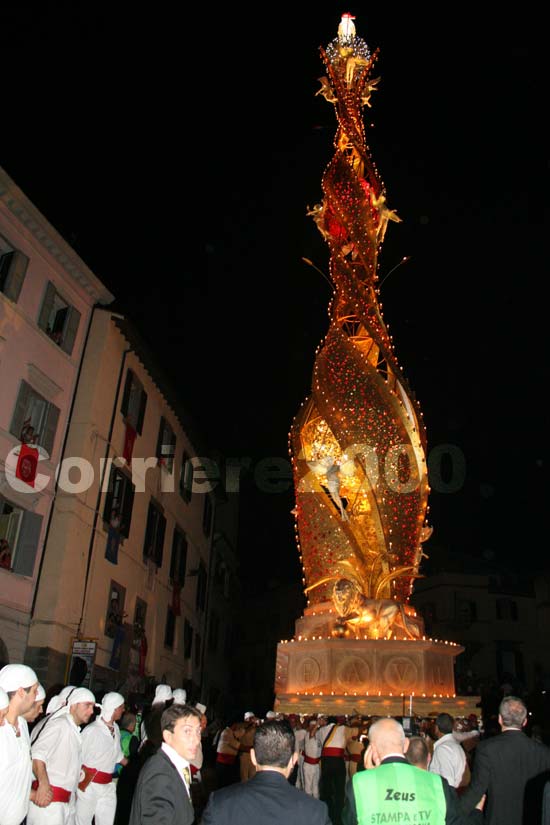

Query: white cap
(265, 710), (277, 719)
(58, 685), (77, 702)
(195, 702), (207, 715)
(67, 687), (96, 706)
(0, 664), (38, 692)
(46, 695), (65, 714)
(0, 686), (9, 710)
(153, 684), (173, 704)
(172, 688), (187, 704)
(244, 711), (255, 721)
(100, 692), (125, 722)
(36, 684), (46, 702)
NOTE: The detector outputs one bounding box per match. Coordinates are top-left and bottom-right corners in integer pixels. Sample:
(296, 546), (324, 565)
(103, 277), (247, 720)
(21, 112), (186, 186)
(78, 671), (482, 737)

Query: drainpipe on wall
(30, 302), (100, 619)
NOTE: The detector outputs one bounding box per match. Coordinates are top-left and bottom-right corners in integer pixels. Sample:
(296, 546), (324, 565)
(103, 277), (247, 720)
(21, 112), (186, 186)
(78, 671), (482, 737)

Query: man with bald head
(342, 716), (485, 825)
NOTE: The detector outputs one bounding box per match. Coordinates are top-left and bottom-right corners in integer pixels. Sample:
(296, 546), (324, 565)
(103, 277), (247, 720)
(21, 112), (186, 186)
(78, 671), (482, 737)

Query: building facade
(26, 311), (218, 698)
(410, 553), (550, 696)
(0, 166), (113, 664)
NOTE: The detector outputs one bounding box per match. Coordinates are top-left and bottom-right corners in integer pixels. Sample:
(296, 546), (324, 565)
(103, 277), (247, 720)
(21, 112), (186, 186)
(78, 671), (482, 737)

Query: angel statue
(306, 455), (355, 521)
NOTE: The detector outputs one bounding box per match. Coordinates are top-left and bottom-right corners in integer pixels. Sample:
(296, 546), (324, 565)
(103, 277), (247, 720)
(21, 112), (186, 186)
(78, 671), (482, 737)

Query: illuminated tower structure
(275, 15), (474, 717)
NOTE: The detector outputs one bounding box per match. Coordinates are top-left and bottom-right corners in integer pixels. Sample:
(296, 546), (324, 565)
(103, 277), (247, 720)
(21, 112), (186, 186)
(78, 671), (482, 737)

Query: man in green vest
(342, 717), (485, 825)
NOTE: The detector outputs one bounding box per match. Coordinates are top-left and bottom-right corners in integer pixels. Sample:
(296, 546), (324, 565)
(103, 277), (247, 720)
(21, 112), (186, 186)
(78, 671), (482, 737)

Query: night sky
(2, 7), (546, 592)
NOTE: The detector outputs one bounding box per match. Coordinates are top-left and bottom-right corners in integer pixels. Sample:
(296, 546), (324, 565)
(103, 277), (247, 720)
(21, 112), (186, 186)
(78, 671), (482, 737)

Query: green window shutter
(120, 478), (135, 539)
(38, 282), (56, 333)
(42, 402), (60, 457)
(13, 510), (43, 577)
(143, 500), (156, 562)
(0, 252), (13, 292)
(103, 466), (116, 524)
(169, 528), (178, 581)
(155, 513), (166, 568)
(137, 389), (147, 435)
(156, 416), (166, 461)
(2, 250), (29, 303)
(121, 369), (133, 418)
(61, 305), (81, 355)
(10, 380), (32, 439)
(178, 534), (187, 582)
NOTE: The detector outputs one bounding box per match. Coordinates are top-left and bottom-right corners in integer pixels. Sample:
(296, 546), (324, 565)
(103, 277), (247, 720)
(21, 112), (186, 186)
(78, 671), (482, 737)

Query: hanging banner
(122, 422), (137, 462)
(15, 443), (39, 487)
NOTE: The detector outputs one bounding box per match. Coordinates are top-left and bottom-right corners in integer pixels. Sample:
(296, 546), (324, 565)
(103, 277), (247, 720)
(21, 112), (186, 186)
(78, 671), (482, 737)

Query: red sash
(321, 724), (344, 758)
(216, 752), (236, 765)
(32, 781), (71, 803)
(82, 766), (113, 784)
(322, 747), (345, 757)
(303, 754), (321, 765)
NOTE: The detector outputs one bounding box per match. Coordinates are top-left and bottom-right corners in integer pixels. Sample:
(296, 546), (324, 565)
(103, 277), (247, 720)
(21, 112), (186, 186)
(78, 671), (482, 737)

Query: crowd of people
(2, 662), (550, 824)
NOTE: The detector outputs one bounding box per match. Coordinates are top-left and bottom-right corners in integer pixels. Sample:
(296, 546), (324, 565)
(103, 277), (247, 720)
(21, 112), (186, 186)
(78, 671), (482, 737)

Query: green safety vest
(352, 762), (447, 825)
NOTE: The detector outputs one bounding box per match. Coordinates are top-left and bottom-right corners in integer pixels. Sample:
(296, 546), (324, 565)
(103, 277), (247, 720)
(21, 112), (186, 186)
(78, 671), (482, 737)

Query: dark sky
(2, 6), (547, 589)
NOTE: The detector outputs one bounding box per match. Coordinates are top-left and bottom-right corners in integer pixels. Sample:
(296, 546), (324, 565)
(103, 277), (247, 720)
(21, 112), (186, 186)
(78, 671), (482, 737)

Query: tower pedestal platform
(274, 605), (478, 718)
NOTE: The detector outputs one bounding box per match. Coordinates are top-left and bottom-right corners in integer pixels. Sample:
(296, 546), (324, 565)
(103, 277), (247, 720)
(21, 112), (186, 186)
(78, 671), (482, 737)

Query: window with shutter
(142, 499), (166, 568)
(10, 381), (61, 458)
(103, 466), (135, 539)
(37, 281), (80, 353)
(164, 607), (176, 649)
(0, 249), (28, 303)
(202, 494), (213, 536)
(196, 562), (207, 612)
(105, 581), (126, 638)
(61, 306), (81, 355)
(133, 598), (147, 644)
(184, 619), (193, 659)
(179, 453), (194, 502)
(0, 497), (42, 578)
(156, 417), (176, 472)
(169, 527), (187, 584)
(12, 510), (43, 577)
(121, 369), (147, 435)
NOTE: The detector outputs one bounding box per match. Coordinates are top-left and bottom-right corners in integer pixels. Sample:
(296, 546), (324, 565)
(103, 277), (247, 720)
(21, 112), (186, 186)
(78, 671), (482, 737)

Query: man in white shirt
(129, 703), (201, 825)
(429, 712), (467, 788)
(0, 663), (40, 825)
(140, 683), (173, 746)
(28, 686), (97, 825)
(30, 686), (77, 746)
(0, 685), (8, 725)
(76, 692), (126, 825)
(292, 717), (307, 789)
(302, 718), (323, 798)
(318, 714), (349, 824)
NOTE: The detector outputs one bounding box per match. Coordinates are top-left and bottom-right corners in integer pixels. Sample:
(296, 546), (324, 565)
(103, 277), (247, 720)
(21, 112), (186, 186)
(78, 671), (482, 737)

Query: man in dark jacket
(129, 703), (201, 825)
(342, 716), (485, 825)
(460, 695), (550, 825)
(201, 719), (332, 824)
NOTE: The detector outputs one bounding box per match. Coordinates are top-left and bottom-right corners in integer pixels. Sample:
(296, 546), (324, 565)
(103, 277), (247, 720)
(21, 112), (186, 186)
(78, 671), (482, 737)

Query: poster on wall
(66, 638), (97, 689)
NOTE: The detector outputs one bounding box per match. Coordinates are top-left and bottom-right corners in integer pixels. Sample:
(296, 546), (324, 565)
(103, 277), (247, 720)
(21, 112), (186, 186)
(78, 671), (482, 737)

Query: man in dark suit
(342, 716), (485, 825)
(201, 719), (332, 824)
(460, 695), (550, 825)
(129, 703), (201, 825)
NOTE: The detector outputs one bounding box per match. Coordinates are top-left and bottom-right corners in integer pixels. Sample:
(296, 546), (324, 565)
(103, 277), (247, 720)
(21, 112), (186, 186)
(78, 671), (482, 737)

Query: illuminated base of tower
(274, 604), (478, 718)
